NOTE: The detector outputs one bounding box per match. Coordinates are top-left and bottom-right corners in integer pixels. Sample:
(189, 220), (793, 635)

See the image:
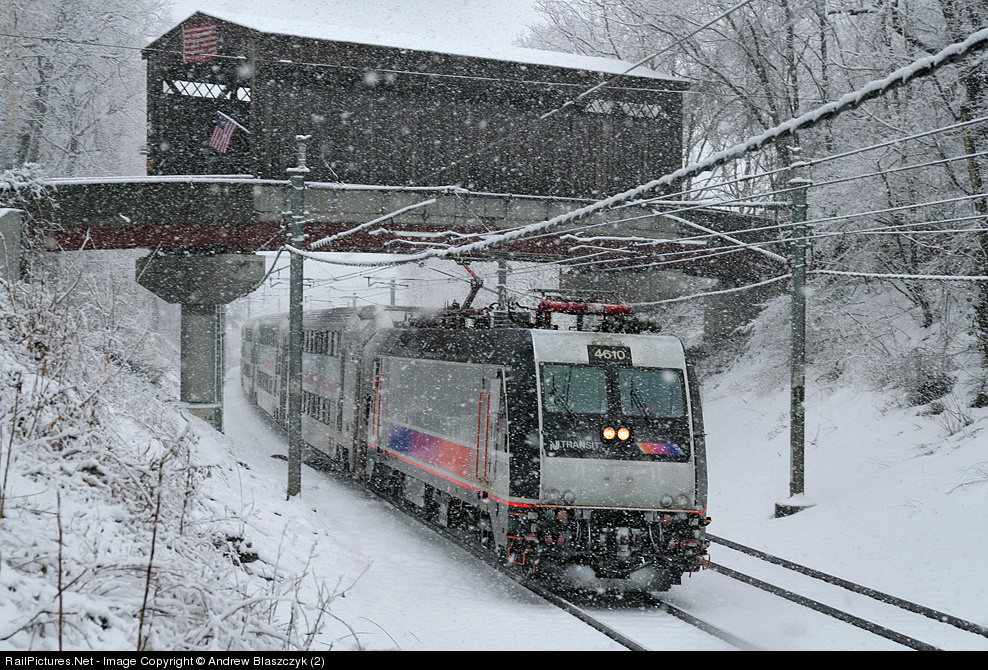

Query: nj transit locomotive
(241, 297), (710, 592)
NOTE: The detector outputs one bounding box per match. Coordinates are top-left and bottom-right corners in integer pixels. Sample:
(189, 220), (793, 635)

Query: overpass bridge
(23, 11), (787, 431)
(20, 176), (782, 430)
(35, 176), (775, 272)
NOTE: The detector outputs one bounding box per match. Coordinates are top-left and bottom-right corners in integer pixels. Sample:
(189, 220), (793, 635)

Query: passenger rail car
(241, 300), (710, 592)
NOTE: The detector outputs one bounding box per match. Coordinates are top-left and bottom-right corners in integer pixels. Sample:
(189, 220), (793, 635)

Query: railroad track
(295, 439), (986, 650)
(375, 496), (753, 651)
(298, 448), (747, 650)
(401, 509), (988, 650)
(294, 446), (986, 650)
(704, 534), (988, 651)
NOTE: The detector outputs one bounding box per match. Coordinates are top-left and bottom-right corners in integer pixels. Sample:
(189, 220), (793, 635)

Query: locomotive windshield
(539, 363), (691, 461)
(541, 365), (686, 418)
(542, 365), (608, 415)
(618, 369), (685, 418)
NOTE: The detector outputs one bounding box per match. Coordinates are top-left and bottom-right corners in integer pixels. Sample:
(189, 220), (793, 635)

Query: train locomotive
(241, 293), (710, 592)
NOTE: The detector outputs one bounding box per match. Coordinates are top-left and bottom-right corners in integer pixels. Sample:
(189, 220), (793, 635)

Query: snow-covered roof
(169, 10), (685, 84)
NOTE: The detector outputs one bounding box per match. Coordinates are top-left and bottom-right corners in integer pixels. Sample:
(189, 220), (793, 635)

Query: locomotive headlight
(544, 488), (562, 503)
(602, 426), (631, 442)
(676, 493), (690, 507)
(660, 494), (674, 508)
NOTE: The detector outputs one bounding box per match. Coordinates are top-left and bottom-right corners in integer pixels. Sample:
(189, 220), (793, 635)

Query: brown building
(143, 11), (687, 199)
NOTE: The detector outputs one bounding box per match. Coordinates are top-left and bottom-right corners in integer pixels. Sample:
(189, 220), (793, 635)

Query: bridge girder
(30, 178), (781, 281)
(21, 177), (786, 432)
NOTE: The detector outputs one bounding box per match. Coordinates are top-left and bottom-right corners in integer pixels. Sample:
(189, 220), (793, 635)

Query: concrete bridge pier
(136, 253), (266, 432)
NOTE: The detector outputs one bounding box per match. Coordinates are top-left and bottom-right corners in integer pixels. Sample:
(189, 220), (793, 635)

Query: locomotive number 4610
(588, 345), (632, 365)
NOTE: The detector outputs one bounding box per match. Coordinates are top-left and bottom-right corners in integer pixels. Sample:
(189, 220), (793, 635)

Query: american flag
(209, 112), (238, 153)
(183, 22), (217, 63)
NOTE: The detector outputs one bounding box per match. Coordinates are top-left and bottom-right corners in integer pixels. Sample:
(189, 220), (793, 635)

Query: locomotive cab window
(542, 365), (607, 415)
(539, 362), (692, 462)
(618, 368), (686, 418)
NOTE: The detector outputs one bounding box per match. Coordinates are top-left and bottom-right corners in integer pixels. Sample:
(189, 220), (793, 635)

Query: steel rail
(297, 448), (652, 651)
(403, 503), (767, 651)
(647, 596), (762, 651)
(708, 561), (938, 650)
(709, 534), (988, 639)
(372, 492), (654, 649)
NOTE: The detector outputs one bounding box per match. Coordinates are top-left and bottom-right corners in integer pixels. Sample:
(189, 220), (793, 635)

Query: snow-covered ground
(206, 355), (988, 650)
(2, 273), (987, 650)
(706, 376), (988, 625)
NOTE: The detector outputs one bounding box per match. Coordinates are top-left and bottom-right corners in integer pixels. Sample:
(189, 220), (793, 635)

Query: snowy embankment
(705, 378), (988, 626)
(0, 280), (338, 651)
(1, 273), (986, 650)
(701, 284), (988, 631)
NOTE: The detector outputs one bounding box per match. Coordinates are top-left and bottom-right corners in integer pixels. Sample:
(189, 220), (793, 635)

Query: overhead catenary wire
(284, 160), (988, 284)
(503, 186), (988, 273)
(624, 266), (988, 312)
(539, 183), (988, 276)
(287, 193), (988, 286)
(281, 205), (988, 310)
(628, 114), (988, 209)
(629, 274), (794, 307)
(443, 114), (988, 255)
(308, 198), (436, 250)
(278, 222), (988, 310)
(811, 270), (988, 281)
(284, 26), (988, 268)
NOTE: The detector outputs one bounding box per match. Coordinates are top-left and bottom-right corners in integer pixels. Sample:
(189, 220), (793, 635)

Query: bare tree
(877, 0), (988, 402)
(525, 0), (834, 192)
(0, 0), (169, 176)
(526, 0), (988, 404)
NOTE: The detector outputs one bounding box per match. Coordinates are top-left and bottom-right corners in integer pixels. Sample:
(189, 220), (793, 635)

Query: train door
(477, 367), (507, 491)
(240, 326), (254, 399)
(248, 337), (258, 401)
(369, 358), (385, 450)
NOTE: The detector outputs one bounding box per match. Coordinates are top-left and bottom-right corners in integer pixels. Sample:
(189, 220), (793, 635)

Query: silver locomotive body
(241, 303), (709, 591)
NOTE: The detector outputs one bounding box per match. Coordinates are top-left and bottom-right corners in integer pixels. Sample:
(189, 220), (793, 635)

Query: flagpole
(217, 111), (250, 134)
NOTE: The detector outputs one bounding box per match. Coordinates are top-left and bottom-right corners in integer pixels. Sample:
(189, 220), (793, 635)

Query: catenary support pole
(790, 178), (809, 497)
(287, 135), (310, 499)
(777, 176), (814, 518)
